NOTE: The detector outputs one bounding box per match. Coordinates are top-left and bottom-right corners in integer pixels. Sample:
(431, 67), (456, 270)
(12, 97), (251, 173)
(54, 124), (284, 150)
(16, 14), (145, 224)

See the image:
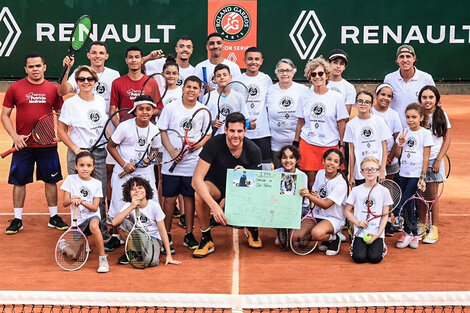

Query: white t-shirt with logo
(68, 67), (120, 114)
(157, 99), (211, 176)
(327, 79), (356, 108)
(59, 94), (107, 149)
(233, 72), (273, 139)
(397, 127), (434, 178)
(344, 114), (392, 180)
(311, 169), (347, 225)
(371, 107), (402, 166)
(346, 183), (393, 238)
(121, 199), (165, 240)
(426, 111), (451, 160)
(194, 59), (241, 90)
(296, 89), (349, 147)
(204, 88), (250, 136)
(162, 87), (183, 107)
(266, 82), (308, 151)
(60, 174), (103, 225)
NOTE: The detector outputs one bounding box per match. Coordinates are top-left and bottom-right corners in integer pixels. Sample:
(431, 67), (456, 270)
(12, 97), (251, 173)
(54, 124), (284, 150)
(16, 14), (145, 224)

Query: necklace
(229, 144), (242, 157)
(135, 121), (150, 147)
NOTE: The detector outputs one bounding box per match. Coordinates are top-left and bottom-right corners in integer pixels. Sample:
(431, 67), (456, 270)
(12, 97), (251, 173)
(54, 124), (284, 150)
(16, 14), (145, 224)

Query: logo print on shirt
(220, 103), (235, 117)
(25, 92), (46, 104)
(88, 109), (102, 125)
(406, 137), (416, 149)
(140, 213), (148, 223)
(310, 102), (326, 118)
(279, 96), (293, 110)
(80, 186), (90, 199)
(362, 127), (373, 138)
(363, 196), (376, 211)
(247, 84), (259, 99)
(94, 81), (107, 95)
(318, 184), (327, 199)
(127, 89), (141, 100)
(138, 136), (147, 147)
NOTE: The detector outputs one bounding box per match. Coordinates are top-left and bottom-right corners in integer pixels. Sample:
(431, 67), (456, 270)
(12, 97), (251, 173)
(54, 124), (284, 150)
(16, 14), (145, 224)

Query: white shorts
(315, 215), (345, 234)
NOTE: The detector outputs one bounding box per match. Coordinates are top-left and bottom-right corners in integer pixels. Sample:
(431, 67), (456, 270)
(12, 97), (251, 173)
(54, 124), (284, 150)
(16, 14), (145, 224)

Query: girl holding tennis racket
(58, 65), (109, 240)
(417, 85), (451, 244)
(299, 148), (348, 256)
(395, 103), (433, 249)
(107, 95), (160, 225)
(344, 157), (393, 264)
(112, 176), (181, 267)
(60, 151), (109, 273)
(161, 56), (183, 107)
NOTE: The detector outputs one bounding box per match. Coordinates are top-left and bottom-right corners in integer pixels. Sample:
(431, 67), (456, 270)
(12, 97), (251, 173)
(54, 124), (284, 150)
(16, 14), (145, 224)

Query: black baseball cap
(328, 49), (349, 64)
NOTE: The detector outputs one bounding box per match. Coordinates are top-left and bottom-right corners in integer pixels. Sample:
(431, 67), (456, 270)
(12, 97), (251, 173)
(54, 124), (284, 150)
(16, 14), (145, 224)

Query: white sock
(49, 206), (58, 217)
(261, 163), (272, 171)
(328, 234), (337, 241)
(14, 208), (23, 220)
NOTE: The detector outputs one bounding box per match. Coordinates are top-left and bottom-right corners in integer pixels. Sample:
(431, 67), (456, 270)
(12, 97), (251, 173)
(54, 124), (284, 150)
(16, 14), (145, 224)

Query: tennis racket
(444, 154), (451, 179)
(58, 15), (93, 83)
(117, 129), (184, 179)
(125, 206), (154, 269)
(168, 107), (212, 173)
(88, 108), (129, 152)
(398, 172), (444, 237)
(1, 113), (60, 158)
(55, 205), (90, 271)
(141, 73), (168, 107)
(213, 81), (249, 136)
(290, 204), (318, 255)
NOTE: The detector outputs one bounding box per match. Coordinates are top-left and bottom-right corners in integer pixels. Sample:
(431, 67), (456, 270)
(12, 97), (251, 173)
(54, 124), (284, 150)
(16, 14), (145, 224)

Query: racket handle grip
(1, 146), (19, 158)
(168, 161), (177, 173)
(202, 67), (207, 83)
(118, 170), (128, 179)
(211, 127), (218, 137)
(58, 64), (69, 84)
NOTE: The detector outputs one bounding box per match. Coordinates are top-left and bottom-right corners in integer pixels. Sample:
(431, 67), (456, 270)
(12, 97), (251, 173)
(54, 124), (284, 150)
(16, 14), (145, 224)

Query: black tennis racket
(125, 206), (154, 269)
(444, 154), (451, 179)
(213, 81), (249, 136)
(58, 15), (93, 83)
(168, 107), (212, 173)
(140, 73), (168, 107)
(1, 113), (60, 158)
(88, 108), (129, 152)
(290, 204), (318, 255)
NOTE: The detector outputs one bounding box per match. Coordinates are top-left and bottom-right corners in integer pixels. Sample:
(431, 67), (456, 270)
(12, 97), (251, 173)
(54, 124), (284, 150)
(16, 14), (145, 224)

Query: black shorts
(162, 174), (195, 198)
(250, 136), (272, 163)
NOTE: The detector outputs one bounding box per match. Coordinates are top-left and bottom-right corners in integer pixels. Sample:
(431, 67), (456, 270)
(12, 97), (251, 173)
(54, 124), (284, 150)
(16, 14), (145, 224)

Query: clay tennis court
(0, 93), (468, 297)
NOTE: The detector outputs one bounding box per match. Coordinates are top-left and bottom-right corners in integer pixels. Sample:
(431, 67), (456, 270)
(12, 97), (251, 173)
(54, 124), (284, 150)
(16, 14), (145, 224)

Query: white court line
(0, 213), (71, 216)
(231, 228), (240, 295)
(441, 213), (470, 216)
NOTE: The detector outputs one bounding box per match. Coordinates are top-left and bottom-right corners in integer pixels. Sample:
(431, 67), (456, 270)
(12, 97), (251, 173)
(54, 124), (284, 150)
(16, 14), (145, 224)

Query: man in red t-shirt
(1, 52), (69, 234)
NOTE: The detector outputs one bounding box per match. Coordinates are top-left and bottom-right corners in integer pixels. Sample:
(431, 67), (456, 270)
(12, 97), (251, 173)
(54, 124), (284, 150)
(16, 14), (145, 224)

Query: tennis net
(1, 291), (469, 313)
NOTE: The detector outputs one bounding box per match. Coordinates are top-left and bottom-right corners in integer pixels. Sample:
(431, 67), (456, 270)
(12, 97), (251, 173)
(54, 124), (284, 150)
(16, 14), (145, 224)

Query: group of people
(1, 30), (451, 271)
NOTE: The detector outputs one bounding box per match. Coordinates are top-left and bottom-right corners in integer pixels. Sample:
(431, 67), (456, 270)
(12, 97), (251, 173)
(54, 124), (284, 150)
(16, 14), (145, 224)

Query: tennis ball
(363, 234), (373, 243)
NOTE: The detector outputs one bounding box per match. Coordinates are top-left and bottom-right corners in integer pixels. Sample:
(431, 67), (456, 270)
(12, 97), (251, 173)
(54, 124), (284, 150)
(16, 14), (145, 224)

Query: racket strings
(32, 114), (59, 144)
(290, 218), (317, 255)
(126, 229), (154, 268)
(56, 231), (88, 270)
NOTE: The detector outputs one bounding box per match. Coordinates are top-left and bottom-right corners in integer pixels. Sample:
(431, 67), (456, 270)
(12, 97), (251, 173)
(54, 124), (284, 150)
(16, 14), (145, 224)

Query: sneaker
(193, 239), (215, 258)
(183, 232), (199, 250)
(5, 218), (23, 235)
(161, 245), (176, 255)
(385, 222), (394, 237)
(318, 241), (329, 251)
(118, 253), (129, 265)
(338, 232), (346, 242)
(173, 207), (182, 218)
(48, 215), (69, 231)
(274, 237), (280, 246)
(277, 229), (288, 251)
(59, 239), (76, 259)
(383, 243), (388, 256)
(244, 227), (262, 249)
(409, 236), (419, 249)
(417, 223), (427, 240)
(423, 225), (439, 244)
(326, 235), (341, 256)
(178, 214), (186, 229)
(396, 233), (413, 249)
(97, 255), (109, 273)
(167, 232), (173, 245)
(104, 236), (121, 252)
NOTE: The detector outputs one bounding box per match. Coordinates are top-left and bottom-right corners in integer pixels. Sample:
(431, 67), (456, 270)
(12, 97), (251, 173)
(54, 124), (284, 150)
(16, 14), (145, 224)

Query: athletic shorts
(8, 146), (62, 185)
(314, 216), (345, 234)
(162, 174), (194, 198)
(78, 216), (101, 236)
(250, 136), (272, 163)
(426, 158), (446, 182)
(298, 139), (336, 172)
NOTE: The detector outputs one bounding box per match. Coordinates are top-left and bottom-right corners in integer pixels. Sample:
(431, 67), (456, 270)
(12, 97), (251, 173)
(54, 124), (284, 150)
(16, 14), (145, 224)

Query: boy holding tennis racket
(3, 52), (68, 234)
(112, 176), (181, 267)
(60, 151), (109, 273)
(157, 76), (212, 253)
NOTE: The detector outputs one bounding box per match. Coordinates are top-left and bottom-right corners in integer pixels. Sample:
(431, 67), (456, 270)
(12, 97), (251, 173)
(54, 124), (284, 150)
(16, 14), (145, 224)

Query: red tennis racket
(1, 113), (60, 158)
(168, 107), (212, 173)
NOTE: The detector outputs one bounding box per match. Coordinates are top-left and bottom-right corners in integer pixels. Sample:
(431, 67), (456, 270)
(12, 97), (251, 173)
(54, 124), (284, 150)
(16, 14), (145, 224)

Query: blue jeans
(396, 176), (419, 236)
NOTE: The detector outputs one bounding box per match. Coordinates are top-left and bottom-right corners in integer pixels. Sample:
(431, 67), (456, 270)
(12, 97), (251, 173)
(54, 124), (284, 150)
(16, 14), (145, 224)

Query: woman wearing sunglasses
(294, 57), (349, 190)
(58, 65), (109, 240)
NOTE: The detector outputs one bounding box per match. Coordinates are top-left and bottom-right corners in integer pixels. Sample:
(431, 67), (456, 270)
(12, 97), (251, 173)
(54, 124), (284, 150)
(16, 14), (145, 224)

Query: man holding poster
(191, 112), (261, 258)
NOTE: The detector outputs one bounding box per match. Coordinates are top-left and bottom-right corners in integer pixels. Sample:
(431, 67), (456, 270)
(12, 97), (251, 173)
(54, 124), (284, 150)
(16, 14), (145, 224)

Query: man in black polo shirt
(191, 112), (262, 258)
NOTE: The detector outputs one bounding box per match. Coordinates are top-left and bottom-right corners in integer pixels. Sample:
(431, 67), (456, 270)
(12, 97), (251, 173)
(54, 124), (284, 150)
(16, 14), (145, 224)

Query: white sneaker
(97, 255), (109, 273)
(423, 225), (439, 244)
(396, 233), (413, 249)
(409, 236), (419, 249)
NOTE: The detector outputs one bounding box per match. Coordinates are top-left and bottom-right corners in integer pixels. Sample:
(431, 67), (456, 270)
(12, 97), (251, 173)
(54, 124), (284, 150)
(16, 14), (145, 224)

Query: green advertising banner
(0, 1), (469, 81)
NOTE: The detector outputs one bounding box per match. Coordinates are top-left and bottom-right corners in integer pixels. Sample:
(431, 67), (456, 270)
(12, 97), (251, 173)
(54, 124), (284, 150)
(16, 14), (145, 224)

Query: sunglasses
(310, 71), (325, 78)
(76, 76), (96, 83)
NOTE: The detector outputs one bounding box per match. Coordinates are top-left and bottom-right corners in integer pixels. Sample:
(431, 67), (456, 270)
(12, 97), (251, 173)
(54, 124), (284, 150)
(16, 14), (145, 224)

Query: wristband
(122, 162), (128, 169)
(397, 142), (405, 147)
(245, 119), (251, 130)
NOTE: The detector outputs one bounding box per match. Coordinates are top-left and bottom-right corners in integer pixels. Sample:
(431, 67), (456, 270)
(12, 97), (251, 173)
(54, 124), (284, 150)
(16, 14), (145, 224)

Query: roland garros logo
(214, 5), (251, 41)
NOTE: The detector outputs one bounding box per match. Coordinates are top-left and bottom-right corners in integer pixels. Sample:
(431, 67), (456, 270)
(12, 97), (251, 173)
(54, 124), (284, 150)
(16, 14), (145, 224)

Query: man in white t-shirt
(143, 36), (195, 87)
(194, 33), (241, 90)
(233, 47), (273, 170)
(384, 45), (435, 127)
(327, 49), (356, 115)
